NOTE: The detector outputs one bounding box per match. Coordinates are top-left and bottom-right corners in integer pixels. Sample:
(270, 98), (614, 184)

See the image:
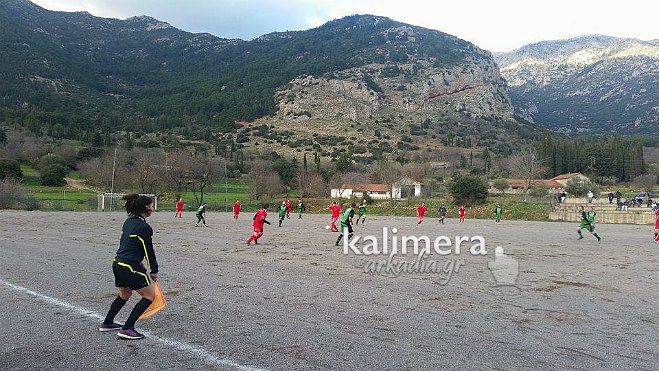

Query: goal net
(97, 193), (158, 211)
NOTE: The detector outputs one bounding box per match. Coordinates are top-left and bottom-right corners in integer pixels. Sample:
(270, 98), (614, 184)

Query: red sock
(247, 235), (255, 243)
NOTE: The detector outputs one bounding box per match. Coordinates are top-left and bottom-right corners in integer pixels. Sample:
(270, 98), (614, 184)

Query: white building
(392, 177), (423, 198)
(330, 178), (423, 200)
(330, 183), (392, 200)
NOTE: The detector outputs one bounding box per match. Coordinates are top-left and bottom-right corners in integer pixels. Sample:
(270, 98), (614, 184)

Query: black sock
(122, 298), (152, 329)
(593, 233), (600, 239)
(336, 234), (343, 244)
(577, 230), (583, 238)
(104, 296), (128, 325)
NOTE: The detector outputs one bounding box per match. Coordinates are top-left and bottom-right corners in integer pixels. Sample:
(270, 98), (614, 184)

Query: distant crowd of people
(608, 191), (656, 211)
(557, 190), (658, 211)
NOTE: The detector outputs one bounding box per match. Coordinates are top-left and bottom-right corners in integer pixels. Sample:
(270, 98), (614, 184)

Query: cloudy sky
(30, 0), (659, 52)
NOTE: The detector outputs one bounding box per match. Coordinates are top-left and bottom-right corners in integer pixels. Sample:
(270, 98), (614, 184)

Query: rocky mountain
(495, 35), (659, 134)
(0, 0), (538, 160)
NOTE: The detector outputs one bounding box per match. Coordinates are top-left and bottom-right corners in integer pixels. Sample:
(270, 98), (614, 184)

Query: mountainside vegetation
(495, 35), (659, 134)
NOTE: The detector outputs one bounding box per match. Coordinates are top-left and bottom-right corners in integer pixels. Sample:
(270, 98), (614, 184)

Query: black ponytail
(123, 193), (153, 216)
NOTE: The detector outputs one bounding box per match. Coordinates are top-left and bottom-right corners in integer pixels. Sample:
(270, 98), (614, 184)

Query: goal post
(98, 193), (158, 211)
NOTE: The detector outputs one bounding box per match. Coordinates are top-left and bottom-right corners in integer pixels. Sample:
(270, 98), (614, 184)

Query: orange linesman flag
(139, 281), (167, 320)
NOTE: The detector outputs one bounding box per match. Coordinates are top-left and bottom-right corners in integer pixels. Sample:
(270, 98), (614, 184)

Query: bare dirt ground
(63, 177), (97, 192)
(0, 210), (657, 370)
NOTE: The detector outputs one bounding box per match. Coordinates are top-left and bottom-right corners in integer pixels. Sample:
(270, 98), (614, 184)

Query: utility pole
(110, 146), (117, 210)
(225, 147), (228, 212)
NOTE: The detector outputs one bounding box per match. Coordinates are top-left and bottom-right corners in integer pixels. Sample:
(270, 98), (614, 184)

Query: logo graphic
(487, 246), (519, 285)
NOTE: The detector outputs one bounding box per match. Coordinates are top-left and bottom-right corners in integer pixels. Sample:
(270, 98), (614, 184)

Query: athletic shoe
(578, 236), (583, 240)
(118, 328), (145, 340)
(596, 236), (601, 242)
(99, 322), (122, 332)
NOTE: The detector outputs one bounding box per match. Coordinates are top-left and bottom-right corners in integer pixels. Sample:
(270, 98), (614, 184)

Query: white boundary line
(0, 278), (267, 371)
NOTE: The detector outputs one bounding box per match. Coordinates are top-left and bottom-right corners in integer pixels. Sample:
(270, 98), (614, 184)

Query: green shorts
(579, 221), (593, 232)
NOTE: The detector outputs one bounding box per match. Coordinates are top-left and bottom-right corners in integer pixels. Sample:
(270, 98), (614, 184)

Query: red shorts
(253, 226), (263, 234)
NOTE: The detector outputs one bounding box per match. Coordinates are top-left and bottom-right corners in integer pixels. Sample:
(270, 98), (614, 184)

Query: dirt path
(64, 177), (98, 192)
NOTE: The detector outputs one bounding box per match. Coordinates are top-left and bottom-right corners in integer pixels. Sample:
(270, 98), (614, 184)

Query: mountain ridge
(495, 35), (659, 134)
(0, 1), (540, 158)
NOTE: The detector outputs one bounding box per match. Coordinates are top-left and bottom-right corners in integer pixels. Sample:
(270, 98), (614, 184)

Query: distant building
(392, 177), (423, 198)
(550, 173), (590, 186)
(490, 179), (564, 194)
(330, 178), (424, 200)
(331, 184), (391, 199)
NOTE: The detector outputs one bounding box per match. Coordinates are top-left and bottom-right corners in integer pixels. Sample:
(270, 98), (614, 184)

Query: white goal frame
(98, 193), (158, 211)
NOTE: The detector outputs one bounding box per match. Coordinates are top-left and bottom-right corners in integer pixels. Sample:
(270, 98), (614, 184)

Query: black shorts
(112, 260), (151, 290)
(340, 222), (353, 234)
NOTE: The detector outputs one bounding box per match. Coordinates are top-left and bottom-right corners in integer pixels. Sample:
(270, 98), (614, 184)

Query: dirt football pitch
(1, 210), (657, 369)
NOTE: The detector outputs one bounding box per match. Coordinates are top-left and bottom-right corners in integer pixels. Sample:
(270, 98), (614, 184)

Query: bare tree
(166, 149), (194, 196)
(377, 158), (400, 199)
(507, 148), (546, 201)
(305, 171), (327, 197)
(187, 156), (222, 206)
(78, 151), (130, 192)
(339, 171), (368, 186)
(249, 159), (283, 200)
(128, 149), (167, 195)
(400, 162), (426, 181)
(2, 129), (50, 163)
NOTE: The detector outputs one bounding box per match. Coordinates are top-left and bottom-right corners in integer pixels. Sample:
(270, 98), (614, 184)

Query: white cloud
(29, 0), (659, 51)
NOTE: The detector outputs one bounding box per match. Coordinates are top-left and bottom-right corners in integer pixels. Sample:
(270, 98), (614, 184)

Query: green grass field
(11, 166), (553, 220)
(163, 179), (253, 211)
(19, 165), (97, 211)
(321, 194), (551, 221)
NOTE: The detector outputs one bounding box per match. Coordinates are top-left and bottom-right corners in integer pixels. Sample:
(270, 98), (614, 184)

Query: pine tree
(314, 152), (321, 172)
(303, 153), (308, 174)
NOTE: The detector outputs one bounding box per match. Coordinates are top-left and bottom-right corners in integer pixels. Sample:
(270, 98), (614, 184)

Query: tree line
(537, 135), (645, 182)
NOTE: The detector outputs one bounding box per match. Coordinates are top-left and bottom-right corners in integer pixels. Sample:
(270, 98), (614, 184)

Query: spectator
(587, 190), (594, 203)
(637, 192), (645, 206)
(607, 192), (614, 204)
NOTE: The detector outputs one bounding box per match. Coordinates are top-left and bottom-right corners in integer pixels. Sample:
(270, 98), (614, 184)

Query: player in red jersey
(285, 199), (292, 219)
(458, 205), (466, 223)
(232, 200), (241, 221)
(174, 198), (184, 218)
(327, 201), (341, 232)
(246, 204), (270, 245)
(416, 202), (428, 228)
(654, 208), (659, 243)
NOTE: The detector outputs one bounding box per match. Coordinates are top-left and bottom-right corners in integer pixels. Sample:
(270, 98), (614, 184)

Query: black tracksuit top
(115, 216), (158, 274)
